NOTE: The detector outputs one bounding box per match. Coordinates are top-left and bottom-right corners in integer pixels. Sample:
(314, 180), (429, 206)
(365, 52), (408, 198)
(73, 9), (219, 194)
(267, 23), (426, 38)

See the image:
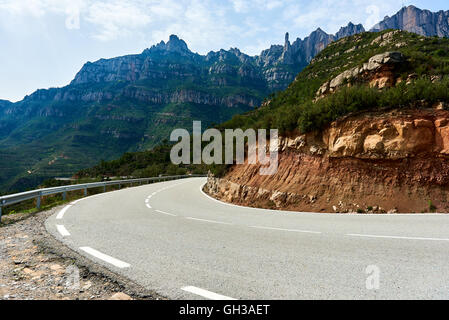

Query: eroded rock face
(317, 52), (405, 97)
(371, 5), (449, 38)
(206, 109), (449, 213)
(324, 113), (447, 159)
(276, 109), (449, 160)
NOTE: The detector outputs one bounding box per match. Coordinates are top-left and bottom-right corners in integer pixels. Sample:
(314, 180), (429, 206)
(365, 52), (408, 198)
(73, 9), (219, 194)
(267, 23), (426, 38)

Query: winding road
(46, 177), (449, 299)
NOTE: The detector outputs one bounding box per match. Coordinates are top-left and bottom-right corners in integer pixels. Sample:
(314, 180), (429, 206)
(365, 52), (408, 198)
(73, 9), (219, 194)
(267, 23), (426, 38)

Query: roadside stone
(109, 292), (133, 300)
(22, 268), (34, 275)
(82, 281), (92, 291)
(50, 264), (64, 272)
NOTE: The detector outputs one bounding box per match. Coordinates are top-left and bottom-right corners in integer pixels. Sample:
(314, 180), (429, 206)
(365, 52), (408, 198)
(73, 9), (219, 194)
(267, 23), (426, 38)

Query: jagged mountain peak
(370, 5), (449, 37)
(165, 34), (190, 52)
(335, 22), (365, 40)
(311, 27), (327, 36)
(148, 34), (191, 54)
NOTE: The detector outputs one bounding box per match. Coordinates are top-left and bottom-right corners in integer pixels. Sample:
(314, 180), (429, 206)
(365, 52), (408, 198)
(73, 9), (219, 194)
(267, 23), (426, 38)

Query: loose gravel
(0, 206), (165, 300)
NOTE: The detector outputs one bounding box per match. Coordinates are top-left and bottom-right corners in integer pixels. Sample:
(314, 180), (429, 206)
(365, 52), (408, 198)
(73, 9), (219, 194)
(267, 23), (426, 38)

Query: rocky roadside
(0, 206), (164, 300)
(206, 108), (449, 214)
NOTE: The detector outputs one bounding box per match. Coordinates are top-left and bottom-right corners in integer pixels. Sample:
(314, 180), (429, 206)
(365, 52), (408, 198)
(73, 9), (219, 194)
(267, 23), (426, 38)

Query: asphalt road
(46, 177), (449, 299)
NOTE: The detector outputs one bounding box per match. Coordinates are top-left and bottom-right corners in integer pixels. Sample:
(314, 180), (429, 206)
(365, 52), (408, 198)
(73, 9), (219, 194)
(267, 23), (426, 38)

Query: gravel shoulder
(0, 206), (165, 300)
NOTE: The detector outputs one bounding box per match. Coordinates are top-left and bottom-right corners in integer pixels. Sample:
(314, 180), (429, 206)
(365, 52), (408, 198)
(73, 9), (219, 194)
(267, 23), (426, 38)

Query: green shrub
(429, 200), (437, 213)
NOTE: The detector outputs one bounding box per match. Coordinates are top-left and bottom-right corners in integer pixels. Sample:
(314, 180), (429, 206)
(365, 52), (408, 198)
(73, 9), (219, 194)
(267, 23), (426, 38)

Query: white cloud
(286, 0), (404, 36)
(0, 0), (87, 17)
(230, 0), (286, 13)
(230, 0), (248, 13)
(0, 0), (47, 17)
(85, 1), (151, 41)
(148, 0), (183, 19)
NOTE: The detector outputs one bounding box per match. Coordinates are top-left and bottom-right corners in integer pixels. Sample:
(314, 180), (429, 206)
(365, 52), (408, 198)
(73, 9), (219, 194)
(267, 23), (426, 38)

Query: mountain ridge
(371, 5), (449, 36)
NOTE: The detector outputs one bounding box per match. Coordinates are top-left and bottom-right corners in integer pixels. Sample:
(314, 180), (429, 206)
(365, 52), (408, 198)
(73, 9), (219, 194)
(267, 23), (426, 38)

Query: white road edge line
(181, 286), (237, 300)
(186, 217), (232, 225)
(347, 233), (449, 241)
(79, 247), (130, 268)
(70, 192), (107, 205)
(56, 225), (70, 237)
(56, 205), (72, 220)
(250, 225), (321, 234)
(199, 182), (276, 212)
(155, 210), (177, 217)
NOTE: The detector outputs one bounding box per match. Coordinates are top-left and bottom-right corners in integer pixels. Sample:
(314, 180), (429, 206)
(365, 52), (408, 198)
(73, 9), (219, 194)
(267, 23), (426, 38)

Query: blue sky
(0, 0), (447, 102)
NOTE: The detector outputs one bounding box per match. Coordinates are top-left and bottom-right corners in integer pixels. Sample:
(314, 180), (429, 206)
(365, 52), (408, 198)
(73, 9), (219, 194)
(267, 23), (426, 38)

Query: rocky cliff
(0, 99), (11, 107)
(371, 5), (449, 37)
(256, 23), (365, 89)
(206, 108), (449, 213)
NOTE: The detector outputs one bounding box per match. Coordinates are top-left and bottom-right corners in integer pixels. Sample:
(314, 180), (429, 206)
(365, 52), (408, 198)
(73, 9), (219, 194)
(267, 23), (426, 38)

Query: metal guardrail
(0, 174), (206, 223)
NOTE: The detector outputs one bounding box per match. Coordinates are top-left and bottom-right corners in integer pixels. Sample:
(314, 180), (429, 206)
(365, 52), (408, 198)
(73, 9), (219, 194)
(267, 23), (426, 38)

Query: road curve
(46, 177), (449, 299)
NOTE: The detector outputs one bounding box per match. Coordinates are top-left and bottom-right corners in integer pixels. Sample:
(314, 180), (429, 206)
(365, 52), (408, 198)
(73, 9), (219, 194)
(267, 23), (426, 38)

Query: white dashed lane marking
(347, 233), (449, 242)
(186, 217), (232, 225)
(250, 225), (321, 234)
(79, 247), (130, 268)
(155, 210), (177, 217)
(56, 205), (72, 220)
(181, 286), (236, 300)
(56, 225), (70, 237)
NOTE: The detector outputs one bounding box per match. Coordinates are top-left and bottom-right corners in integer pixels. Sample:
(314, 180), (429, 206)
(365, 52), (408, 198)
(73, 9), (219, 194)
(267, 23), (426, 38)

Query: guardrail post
(118, 183), (121, 189)
(103, 185), (106, 193)
(0, 205), (2, 224)
(63, 191), (67, 201)
(84, 188), (87, 196)
(36, 194), (41, 210)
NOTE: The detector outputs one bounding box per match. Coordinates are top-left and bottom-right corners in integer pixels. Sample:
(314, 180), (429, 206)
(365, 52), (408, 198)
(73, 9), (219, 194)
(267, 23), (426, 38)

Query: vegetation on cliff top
(220, 30), (449, 134)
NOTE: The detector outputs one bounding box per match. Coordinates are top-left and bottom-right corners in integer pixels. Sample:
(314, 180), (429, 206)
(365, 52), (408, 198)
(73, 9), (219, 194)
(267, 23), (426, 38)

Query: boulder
(317, 52), (405, 96)
(364, 135), (384, 152)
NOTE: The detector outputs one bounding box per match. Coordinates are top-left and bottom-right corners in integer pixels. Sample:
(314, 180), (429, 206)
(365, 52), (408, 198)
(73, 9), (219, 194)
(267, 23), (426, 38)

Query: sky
(0, 0), (447, 102)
